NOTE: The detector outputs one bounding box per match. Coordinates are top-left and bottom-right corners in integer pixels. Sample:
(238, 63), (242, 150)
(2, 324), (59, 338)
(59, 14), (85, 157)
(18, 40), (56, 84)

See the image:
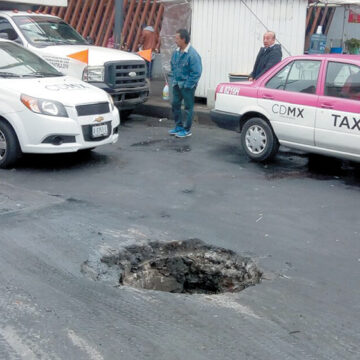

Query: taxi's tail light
(215, 84), (222, 101)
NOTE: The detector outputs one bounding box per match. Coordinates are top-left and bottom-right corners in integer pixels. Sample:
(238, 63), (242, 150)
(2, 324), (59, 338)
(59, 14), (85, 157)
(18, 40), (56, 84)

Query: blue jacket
(170, 44), (202, 89)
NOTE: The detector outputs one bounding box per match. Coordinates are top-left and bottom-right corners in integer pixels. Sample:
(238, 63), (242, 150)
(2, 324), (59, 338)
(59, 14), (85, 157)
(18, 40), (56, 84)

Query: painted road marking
(67, 329), (104, 360)
(0, 326), (37, 360)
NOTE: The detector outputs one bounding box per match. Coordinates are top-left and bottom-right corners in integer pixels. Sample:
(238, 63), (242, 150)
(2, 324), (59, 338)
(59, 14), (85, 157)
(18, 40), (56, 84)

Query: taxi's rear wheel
(0, 120), (22, 169)
(241, 117), (279, 162)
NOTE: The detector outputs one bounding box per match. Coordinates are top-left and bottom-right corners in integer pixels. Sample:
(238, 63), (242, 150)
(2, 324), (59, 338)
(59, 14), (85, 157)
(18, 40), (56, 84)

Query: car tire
(241, 117), (279, 162)
(120, 110), (133, 121)
(0, 120), (22, 169)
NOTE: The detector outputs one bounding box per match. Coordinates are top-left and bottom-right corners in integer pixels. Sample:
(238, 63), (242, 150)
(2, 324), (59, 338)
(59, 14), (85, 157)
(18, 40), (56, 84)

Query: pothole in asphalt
(82, 239), (262, 294)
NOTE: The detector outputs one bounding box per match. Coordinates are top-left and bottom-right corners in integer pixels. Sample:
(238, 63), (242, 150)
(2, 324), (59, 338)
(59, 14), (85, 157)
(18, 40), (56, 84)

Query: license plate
(92, 124), (108, 138)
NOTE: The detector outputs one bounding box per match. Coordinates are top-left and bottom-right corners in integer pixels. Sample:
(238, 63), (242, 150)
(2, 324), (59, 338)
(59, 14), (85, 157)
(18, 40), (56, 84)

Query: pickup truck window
(325, 61), (360, 100)
(12, 15), (87, 47)
(0, 17), (21, 43)
(266, 60), (320, 94)
(0, 41), (62, 78)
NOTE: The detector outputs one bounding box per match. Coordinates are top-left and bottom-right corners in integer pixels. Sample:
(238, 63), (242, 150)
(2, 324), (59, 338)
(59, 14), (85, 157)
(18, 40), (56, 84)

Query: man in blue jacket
(169, 29), (202, 138)
(249, 31), (282, 81)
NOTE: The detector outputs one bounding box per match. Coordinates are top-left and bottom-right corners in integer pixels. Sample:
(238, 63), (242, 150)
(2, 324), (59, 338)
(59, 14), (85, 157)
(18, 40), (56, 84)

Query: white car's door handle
(262, 94), (274, 100)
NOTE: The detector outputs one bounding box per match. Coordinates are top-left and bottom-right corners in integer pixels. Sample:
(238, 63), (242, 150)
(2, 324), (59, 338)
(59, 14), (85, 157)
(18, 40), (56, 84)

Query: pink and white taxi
(211, 54), (360, 162)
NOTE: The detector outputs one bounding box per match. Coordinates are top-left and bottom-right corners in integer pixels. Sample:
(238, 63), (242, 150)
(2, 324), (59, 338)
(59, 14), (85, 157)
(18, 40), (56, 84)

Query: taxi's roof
(288, 54), (360, 63)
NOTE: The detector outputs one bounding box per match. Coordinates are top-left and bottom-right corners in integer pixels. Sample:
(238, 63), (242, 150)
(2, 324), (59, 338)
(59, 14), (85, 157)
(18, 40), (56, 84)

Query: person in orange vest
(138, 25), (160, 80)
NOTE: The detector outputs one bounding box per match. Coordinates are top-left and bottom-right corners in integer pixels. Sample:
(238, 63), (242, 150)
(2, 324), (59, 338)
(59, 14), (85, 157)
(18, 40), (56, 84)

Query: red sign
(348, 9), (360, 23)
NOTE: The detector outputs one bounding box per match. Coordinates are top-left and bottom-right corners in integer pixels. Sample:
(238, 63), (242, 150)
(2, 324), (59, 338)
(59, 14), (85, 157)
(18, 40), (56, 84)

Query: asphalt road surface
(0, 115), (359, 360)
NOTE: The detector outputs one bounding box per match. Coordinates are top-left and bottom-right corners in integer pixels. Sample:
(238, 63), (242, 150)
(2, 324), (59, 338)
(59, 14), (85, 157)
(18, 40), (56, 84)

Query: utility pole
(114, 0), (124, 49)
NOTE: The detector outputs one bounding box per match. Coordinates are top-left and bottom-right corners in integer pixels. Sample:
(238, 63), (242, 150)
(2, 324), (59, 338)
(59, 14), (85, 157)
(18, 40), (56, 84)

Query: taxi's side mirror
(86, 36), (94, 45)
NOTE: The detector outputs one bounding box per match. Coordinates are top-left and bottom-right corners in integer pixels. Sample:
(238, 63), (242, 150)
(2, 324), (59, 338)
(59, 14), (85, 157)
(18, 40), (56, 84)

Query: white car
(0, 39), (119, 168)
(0, 10), (149, 115)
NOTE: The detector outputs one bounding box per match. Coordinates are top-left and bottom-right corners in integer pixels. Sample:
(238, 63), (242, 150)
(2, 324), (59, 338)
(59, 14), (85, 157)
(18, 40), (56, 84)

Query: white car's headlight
(21, 94), (68, 117)
(82, 66), (105, 82)
(107, 93), (115, 111)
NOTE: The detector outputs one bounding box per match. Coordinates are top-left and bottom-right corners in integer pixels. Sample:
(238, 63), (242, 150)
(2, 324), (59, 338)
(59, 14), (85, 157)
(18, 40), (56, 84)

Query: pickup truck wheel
(0, 121), (21, 168)
(241, 118), (279, 162)
(120, 110), (133, 121)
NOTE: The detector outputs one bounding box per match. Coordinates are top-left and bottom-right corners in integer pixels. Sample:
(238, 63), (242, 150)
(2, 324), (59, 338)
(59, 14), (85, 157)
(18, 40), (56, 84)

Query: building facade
(191, 0), (308, 102)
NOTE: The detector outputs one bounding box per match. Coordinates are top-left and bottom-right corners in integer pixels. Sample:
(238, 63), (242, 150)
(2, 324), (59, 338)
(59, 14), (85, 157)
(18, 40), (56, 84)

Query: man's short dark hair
(176, 29), (190, 44)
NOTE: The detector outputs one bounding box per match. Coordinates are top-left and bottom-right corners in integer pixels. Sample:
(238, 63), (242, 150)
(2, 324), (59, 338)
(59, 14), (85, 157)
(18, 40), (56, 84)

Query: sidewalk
(133, 79), (213, 126)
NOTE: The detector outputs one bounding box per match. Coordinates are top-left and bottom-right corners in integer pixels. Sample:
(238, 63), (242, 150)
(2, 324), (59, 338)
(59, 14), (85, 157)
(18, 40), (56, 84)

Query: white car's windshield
(0, 41), (62, 78)
(13, 15), (87, 47)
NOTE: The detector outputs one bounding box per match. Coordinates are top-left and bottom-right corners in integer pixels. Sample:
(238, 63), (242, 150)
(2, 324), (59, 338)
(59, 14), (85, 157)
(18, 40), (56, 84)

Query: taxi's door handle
(320, 103), (334, 109)
(262, 94), (274, 100)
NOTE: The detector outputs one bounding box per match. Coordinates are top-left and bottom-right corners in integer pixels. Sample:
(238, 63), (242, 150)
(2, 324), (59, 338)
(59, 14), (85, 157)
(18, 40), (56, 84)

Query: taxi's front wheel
(241, 118), (279, 162)
(0, 120), (22, 169)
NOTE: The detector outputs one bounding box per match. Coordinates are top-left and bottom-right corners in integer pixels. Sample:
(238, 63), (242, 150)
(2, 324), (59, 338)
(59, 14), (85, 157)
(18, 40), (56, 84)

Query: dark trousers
(146, 60), (154, 79)
(171, 85), (196, 131)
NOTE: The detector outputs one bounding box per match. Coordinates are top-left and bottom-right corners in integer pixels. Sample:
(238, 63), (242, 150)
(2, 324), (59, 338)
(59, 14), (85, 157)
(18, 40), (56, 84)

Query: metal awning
(310, 0), (360, 5)
(321, 0), (360, 3)
(0, 0), (67, 6)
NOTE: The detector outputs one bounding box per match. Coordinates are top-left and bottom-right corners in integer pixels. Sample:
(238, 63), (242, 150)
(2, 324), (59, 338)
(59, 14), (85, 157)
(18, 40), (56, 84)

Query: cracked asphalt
(0, 115), (359, 359)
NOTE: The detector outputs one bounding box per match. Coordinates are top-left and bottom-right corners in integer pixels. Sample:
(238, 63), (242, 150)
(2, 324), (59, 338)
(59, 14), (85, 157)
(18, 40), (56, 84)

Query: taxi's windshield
(0, 41), (62, 78)
(12, 15), (87, 47)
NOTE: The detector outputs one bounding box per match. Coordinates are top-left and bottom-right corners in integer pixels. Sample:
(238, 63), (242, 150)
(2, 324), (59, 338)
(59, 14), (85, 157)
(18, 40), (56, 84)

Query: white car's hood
(36, 45), (144, 65)
(3, 76), (109, 106)
(32, 45), (145, 78)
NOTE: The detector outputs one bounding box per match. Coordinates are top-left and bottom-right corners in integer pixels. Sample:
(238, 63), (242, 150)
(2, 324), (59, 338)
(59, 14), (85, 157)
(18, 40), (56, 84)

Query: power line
(240, 0), (292, 56)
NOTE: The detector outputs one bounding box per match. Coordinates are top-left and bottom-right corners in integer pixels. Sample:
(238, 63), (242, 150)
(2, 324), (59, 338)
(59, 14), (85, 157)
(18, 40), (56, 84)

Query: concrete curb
(133, 99), (214, 126)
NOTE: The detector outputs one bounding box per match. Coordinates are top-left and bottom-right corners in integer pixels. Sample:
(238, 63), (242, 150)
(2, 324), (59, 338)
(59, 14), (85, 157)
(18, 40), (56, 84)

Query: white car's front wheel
(241, 117), (279, 162)
(0, 121), (22, 169)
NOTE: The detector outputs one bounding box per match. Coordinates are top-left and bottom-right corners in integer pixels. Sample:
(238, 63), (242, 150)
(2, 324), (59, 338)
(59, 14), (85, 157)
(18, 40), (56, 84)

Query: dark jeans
(146, 60), (154, 79)
(171, 85), (196, 131)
